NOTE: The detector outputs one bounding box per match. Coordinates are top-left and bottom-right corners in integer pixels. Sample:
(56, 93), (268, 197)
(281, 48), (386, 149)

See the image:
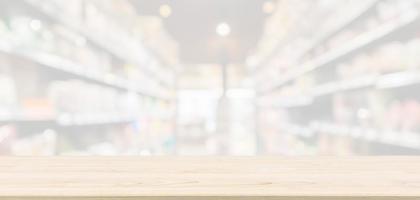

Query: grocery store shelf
(312, 71), (420, 96)
(261, 11), (420, 94)
(0, 113), (135, 126)
(376, 71), (420, 89)
(270, 76), (375, 108)
(22, 0), (173, 89)
(253, 0), (379, 73)
(298, 0), (380, 61)
(2, 157), (420, 198)
(276, 96), (314, 108)
(270, 71), (420, 108)
(0, 114), (55, 123)
(313, 75), (377, 97)
(56, 114), (136, 126)
(316, 122), (420, 150)
(0, 41), (171, 101)
(282, 122), (420, 150)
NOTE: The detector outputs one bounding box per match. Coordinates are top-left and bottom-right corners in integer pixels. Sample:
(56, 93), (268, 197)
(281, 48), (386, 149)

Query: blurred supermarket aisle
(1, 0), (420, 155)
(255, 0), (420, 155)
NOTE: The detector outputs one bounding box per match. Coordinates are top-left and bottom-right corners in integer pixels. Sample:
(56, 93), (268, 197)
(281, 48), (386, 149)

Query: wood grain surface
(0, 157), (420, 200)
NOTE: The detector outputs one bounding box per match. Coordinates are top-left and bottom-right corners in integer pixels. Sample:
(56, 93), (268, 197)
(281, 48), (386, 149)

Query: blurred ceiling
(130, 0), (270, 65)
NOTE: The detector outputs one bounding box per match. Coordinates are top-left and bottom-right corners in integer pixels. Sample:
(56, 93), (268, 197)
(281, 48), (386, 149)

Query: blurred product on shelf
(252, 0), (420, 155)
(0, 125), (56, 156)
(0, 0), (176, 155)
(337, 39), (420, 81)
(3, 0), (420, 156)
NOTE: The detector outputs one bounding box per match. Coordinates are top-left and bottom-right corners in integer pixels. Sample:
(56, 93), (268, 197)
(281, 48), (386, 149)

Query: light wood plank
(0, 157), (420, 199)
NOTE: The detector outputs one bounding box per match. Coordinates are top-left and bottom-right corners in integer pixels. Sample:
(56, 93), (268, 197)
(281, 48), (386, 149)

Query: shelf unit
(295, 0), (381, 63)
(260, 10), (419, 94)
(23, 0), (174, 91)
(0, 41), (169, 100)
(0, 0), (177, 155)
(266, 71), (420, 108)
(253, 0), (380, 74)
(254, 0), (420, 155)
(22, 0), (173, 99)
(281, 122), (420, 150)
(0, 113), (136, 126)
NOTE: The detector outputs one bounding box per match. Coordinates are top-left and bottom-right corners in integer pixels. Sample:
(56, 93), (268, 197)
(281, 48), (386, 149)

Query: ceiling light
(159, 4), (172, 18)
(263, 1), (275, 14)
(216, 22), (231, 37)
(30, 19), (42, 31)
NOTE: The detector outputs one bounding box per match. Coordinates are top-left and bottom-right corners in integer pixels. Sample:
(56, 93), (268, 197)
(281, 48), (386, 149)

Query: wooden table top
(0, 157), (420, 200)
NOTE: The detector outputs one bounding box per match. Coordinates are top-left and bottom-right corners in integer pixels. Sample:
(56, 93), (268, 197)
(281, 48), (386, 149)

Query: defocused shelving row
(0, 0), (178, 155)
(251, 0), (420, 155)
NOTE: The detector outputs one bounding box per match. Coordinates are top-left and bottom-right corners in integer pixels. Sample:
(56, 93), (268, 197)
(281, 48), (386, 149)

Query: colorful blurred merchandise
(254, 0), (420, 155)
(2, 0), (420, 155)
(0, 0), (176, 156)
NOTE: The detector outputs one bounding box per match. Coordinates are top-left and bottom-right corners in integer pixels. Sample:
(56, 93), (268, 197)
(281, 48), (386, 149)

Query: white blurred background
(1, 0), (420, 155)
